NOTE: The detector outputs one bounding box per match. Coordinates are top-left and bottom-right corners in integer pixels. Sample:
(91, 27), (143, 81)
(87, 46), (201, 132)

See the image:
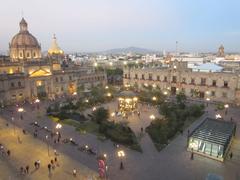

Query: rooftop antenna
(21, 10), (24, 18)
(176, 41), (178, 57)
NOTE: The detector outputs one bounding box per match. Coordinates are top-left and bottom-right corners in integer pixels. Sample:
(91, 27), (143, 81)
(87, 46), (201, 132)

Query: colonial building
(123, 60), (240, 104)
(0, 18), (106, 105)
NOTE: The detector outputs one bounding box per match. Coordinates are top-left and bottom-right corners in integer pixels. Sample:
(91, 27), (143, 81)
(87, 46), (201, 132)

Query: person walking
(51, 159), (55, 170)
(7, 150), (10, 156)
(73, 169), (77, 177)
(34, 161), (38, 169)
(54, 157), (59, 166)
(36, 160), (40, 169)
(48, 164), (51, 173)
(229, 152), (233, 159)
(25, 165), (29, 174)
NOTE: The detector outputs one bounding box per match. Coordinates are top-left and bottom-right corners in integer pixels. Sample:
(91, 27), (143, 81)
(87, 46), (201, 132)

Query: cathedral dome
(9, 18), (41, 61)
(11, 32), (40, 49)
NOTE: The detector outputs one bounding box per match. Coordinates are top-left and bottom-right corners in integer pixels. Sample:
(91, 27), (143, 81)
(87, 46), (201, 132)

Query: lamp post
(224, 104), (229, 115)
(11, 117), (15, 135)
(56, 123), (62, 142)
(103, 153), (108, 179)
(46, 135), (50, 156)
(35, 98), (40, 110)
(18, 107), (24, 120)
(117, 150), (125, 170)
(206, 98), (210, 107)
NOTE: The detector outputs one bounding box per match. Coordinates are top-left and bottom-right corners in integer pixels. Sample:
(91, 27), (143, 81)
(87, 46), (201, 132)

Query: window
(164, 76), (167, 82)
(61, 87), (64, 91)
(69, 76), (72, 80)
(60, 77), (63, 81)
(18, 81), (21, 87)
(211, 91), (215, 97)
(172, 76), (177, 83)
(157, 75), (160, 81)
(19, 52), (23, 57)
(222, 92), (227, 98)
(212, 80), (216, 86)
(33, 52), (36, 57)
(201, 78), (206, 85)
(11, 82), (14, 87)
(224, 81), (228, 88)
(125, 74), (127, 78)
(27, 52), (30, 57)
(149, 73), (152, 80)
(135, 74), (138, 79)
(55, 77), (58, 82)
(191, 78), (195, 84)
(142, 74), (145, 80)
(182, 78), (186, 83)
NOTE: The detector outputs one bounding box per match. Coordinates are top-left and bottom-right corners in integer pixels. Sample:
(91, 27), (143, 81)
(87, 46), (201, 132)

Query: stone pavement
(0, 117), (98, 180)
(0, 100), (240, 180)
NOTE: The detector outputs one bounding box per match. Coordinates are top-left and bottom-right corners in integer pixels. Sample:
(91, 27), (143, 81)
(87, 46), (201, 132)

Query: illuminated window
(36, 81), (42, 86)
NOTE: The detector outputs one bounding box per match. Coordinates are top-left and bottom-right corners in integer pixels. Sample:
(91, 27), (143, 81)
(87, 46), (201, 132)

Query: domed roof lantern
(20, 18), (28, 32)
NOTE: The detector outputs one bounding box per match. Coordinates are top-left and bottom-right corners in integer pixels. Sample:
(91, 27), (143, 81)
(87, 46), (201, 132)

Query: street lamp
(152, 96), (157, 101)
(56, 123), (62, 141)
(18, 107), (24, 120)
(46, 135), (50, 156)
(206, 98), (210, 107)
(107, 93), (111, 97)
(117, 150), (125, 170)
(11, 117), (15, 135)
(224, 104), (229, 115)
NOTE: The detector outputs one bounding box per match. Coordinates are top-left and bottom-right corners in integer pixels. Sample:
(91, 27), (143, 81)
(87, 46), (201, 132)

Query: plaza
(0, 94), (239, 180)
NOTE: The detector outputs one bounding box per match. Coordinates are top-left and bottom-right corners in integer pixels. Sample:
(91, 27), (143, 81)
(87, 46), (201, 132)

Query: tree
(92, 107), (109, 124)
(176, 92), (186, 109)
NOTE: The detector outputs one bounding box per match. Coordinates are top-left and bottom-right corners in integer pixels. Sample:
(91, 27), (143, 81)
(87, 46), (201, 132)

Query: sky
(1, 0), (240, 53)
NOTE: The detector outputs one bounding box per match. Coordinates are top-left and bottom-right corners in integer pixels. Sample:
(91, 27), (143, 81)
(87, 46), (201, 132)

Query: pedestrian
(51, 159), (55, 170)
(7, 150), (10, 156)
(187, 129), (190, 137)
(229, 152), (233, 159)
(37, 160), (40, 169)
(20, 166), (24, 175)
(34, 161), (38, 169)
(48, 164), (51, 173)
(141, 127), (143, 133)
(190, 152), (194, 160)
(73, 169), (77, 177)
(25, 165), (29, 174)
(120, 161), (124, 169)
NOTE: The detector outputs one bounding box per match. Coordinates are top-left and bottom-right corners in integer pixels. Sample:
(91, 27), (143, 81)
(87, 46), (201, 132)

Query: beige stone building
(0, 18), (106, 105)
(123, 60), (240, 104)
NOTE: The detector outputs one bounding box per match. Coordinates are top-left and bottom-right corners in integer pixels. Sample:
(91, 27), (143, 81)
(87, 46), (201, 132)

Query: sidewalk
(0, 117), (99, 180)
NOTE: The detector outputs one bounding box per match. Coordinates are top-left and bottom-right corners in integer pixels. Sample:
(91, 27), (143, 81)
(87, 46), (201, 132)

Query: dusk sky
(1, 0), (240, 53)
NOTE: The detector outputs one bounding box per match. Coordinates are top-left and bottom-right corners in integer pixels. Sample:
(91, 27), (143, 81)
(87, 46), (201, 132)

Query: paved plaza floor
(0, 99), (240, 180)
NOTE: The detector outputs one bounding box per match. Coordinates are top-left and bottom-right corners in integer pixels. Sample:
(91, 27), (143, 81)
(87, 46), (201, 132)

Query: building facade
(0, 18), (106, 105)
(123, 60), (240, 104)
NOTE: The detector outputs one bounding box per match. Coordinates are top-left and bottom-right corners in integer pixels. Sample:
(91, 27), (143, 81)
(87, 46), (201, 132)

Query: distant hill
(101, 47), (158, 54)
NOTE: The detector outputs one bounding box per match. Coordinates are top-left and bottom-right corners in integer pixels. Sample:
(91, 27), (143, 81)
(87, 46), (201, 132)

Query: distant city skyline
(1, 0), (240, 53)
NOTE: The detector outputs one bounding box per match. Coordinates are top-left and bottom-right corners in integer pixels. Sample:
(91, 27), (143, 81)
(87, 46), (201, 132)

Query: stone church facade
(0, 18), (106, 105)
